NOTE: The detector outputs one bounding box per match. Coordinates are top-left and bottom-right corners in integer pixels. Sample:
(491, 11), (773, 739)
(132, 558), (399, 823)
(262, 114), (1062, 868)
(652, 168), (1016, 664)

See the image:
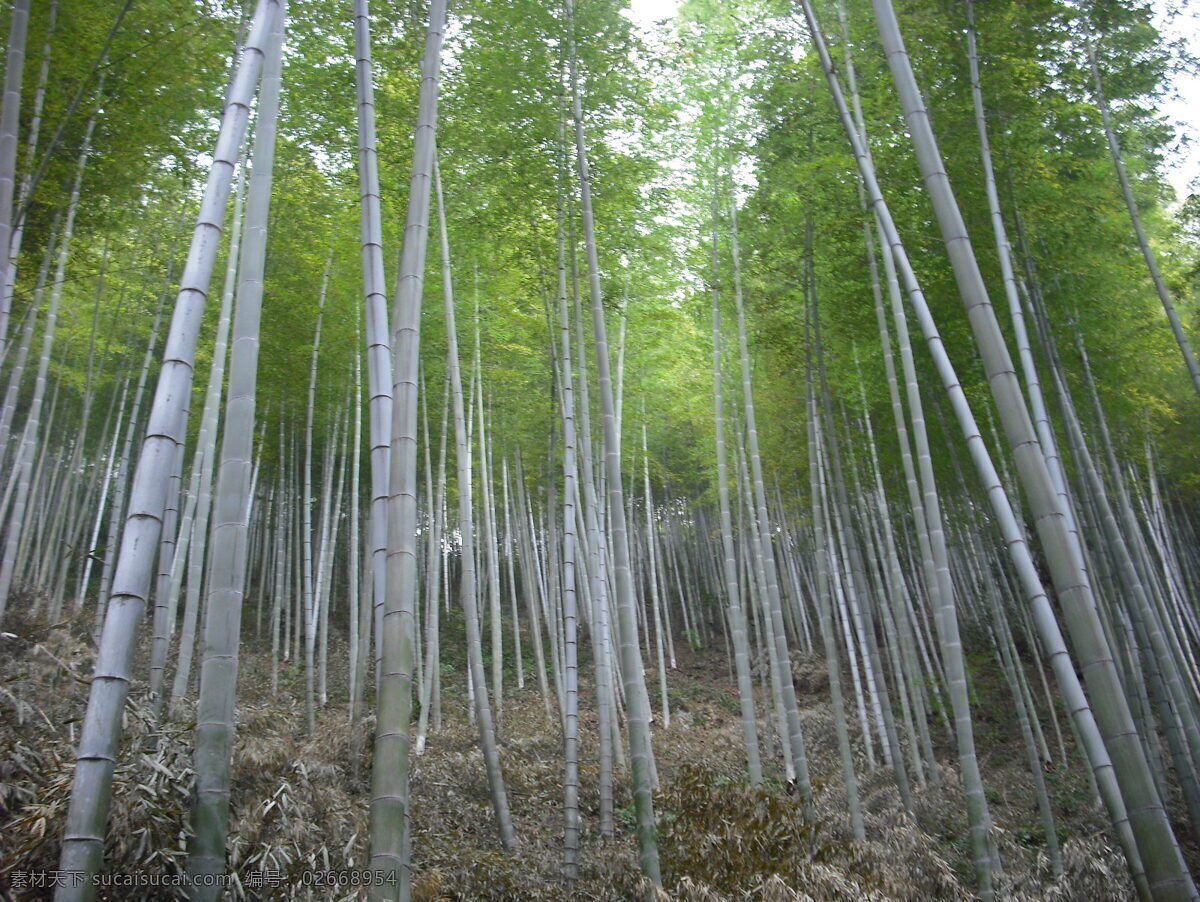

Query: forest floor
(1, 603), (1195, 900)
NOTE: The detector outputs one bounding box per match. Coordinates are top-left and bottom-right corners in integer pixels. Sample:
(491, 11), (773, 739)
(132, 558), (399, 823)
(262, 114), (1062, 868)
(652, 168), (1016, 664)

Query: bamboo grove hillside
(0, 0), (1198, 899)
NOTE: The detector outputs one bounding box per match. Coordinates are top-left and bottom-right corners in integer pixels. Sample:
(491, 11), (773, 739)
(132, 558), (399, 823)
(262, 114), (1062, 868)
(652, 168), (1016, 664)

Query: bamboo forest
(3, 0), (1200, 898)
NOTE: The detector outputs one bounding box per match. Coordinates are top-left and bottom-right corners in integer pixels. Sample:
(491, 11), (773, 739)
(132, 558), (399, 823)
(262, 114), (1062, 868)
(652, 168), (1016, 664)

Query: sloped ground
(0, 604), (1189, 900)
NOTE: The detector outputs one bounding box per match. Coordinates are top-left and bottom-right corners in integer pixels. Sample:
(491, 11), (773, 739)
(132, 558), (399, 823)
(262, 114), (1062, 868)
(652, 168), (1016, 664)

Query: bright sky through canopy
(626, 0), (681, 30)
(1153, 0), (1199, 199)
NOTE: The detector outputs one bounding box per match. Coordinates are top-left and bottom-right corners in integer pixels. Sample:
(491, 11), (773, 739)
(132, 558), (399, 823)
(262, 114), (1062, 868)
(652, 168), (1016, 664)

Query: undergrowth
(0, 608), (1177, 900)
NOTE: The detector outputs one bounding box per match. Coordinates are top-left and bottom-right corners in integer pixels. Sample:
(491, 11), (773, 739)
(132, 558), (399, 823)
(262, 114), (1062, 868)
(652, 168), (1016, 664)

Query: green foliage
(23, 0), (1195, 508)
(19, 1), (238, 264)
(691, 0), (1200, 498)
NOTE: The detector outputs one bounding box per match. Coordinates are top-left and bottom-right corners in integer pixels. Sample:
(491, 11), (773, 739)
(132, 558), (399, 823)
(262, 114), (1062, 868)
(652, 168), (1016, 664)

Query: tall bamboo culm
(55, 4), (275, 897)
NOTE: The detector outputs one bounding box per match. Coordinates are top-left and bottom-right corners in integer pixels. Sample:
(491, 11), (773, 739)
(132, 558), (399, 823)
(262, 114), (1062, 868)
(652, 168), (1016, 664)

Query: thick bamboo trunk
(353, 0), (393, 705)
(168, 161), (247, 714)
(369, 2), (449, 890)
(557, 201), (583, 881)
(867, 1), (1194, 894)
(186, 4), (285, 891)
(55, 5), (274, 895)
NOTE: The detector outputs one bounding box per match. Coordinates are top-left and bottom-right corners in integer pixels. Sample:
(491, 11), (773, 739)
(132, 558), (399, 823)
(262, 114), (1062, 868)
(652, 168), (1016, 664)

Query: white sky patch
(1153, 0), (1200, 201)
(624, 0), (682, 32)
